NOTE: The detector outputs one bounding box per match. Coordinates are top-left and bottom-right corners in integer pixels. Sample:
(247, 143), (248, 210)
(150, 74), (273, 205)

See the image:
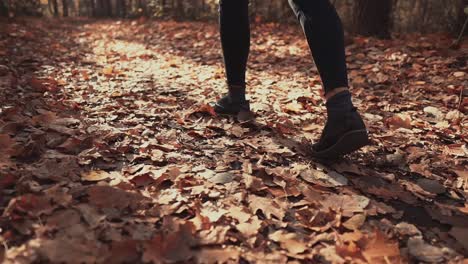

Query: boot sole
(214, 103), (254, 122)
(311, 129), (369, 160)
(214, 103), (241, 116)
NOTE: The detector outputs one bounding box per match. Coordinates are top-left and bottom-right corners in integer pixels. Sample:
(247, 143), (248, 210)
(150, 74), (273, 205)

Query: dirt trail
(0, 18), (467, 263)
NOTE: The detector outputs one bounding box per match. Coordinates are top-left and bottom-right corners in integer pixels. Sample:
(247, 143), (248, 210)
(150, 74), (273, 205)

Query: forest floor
(0, 18), (467, 263)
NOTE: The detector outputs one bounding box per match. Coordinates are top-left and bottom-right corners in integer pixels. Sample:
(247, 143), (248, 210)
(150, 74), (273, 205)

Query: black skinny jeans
(220, 0), (348, 93)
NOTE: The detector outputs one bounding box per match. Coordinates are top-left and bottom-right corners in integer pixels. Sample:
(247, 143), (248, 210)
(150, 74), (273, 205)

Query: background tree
(89, 0), (95, 16)
(352, 0), (393, 38)
(174, 0), (184, 19)
(49, 0), (59, 17)
(95, 0), (104, 16)
(137, 0), (147, 16)
(4, 0), (467, 38)
(62, 0), (68, 17)
(103, 0), (112, 16)
(116, 0), (126, 18)
(0, 0), (8, 16)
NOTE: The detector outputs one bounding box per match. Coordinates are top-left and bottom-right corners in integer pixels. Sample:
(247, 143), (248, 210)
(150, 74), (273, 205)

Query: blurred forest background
(1, 0), (467, 37)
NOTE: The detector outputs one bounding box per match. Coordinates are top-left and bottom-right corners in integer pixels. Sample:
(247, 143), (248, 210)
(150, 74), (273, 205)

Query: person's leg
(288, 0), (368, 158)
(220, 0), (250, 89)
(288, 0), (348, 94)
(214, 0), (251, 115)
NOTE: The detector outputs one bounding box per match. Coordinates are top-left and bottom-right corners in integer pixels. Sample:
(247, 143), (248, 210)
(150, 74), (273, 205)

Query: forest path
(1, 18), (467, 263)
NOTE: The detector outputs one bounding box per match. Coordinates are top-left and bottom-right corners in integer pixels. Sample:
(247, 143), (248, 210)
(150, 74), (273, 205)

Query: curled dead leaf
(81, 170), (110, 182)
(283, 102), (303, 114)
(186, 104), (216, 118)
(385, 113), (412, 129)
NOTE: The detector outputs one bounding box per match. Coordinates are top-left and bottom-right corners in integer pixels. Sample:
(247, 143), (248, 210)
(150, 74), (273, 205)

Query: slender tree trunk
(161, 0), (166, 15)
(116, 0), (126, 17)
(96, 0), (104, 16)
(353, 0), (393, 38)
(50, 0), (59, 16)
(90, 0), (95, 16)
(137, 0), (146, 16)
(0, 0), (9, 16)
(103, 0), (111, 16)
(174, 0), (184, 19)
(454, 0), (467, 34)
(62, 0), (69, 17)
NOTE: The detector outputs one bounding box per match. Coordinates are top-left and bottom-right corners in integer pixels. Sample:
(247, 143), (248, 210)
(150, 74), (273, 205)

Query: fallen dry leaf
(320, 194), (370, 217)
(385, 113), (412, 129)
(81, 170), (111, 182)
(269, 230), (308, 255)
(300, 168), (348, 187)
(407, 236), (447, 263)
(248, 195), (286, 220)
(142, 222), (196, 263)
(342, 214), (366, 230)
(362, 231), (401, 263)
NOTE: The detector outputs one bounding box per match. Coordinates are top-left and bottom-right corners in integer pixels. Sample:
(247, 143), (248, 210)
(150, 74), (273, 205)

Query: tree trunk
(50, 0), (59, 16)
(116, 0), (126, 18)
(62, 0), (69, 17)
(453, 0), (467, 34)
(176, 0), (184, 19)
(161, 0), (166, 15)
(353, 0), (393, 38)
(96, 0), (104, 16)
(0, 0), (9, 16)
(103, 0), (111, 16)
(137, 0), (146, 16)
(89, 0), (95, 16)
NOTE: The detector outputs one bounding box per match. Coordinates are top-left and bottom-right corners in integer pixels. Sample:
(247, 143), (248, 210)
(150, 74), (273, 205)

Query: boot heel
(311, 129), (369, 159)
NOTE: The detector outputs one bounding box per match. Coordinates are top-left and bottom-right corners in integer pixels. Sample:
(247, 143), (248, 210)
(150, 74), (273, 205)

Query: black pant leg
(219, 0), (250, 86)
(288, 0), (349, 93)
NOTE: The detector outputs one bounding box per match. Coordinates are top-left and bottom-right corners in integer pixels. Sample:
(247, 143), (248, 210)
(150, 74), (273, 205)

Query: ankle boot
(213, 84), (250, 115)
